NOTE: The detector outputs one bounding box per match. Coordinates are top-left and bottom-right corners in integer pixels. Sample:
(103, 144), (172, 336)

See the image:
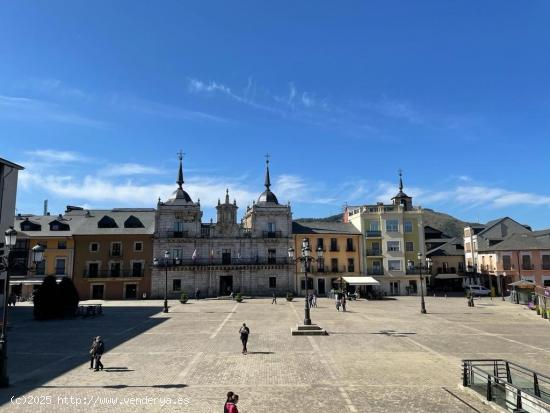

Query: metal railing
(369, 269), (384, 275)
(365, 231), (381, 238)
(262, 231), (282, 238)
(83, 269), (145, 278)
(366, 249), (382, 256)
(157, 257), (291, 267)
(463, 359), (550, 412)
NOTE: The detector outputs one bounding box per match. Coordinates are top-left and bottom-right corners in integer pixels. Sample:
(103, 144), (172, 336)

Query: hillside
(295, 209), (474, 238)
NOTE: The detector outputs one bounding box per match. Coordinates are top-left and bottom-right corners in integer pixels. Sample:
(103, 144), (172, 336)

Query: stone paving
(1, 295), (549, 412)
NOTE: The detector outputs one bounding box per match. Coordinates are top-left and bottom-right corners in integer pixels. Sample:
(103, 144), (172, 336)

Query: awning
(342, 276), (380, 285)
(434, 273), (462, 280)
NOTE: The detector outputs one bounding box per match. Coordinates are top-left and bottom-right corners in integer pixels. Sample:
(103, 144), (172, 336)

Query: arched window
(124, 215), (144, 228)
(98, 215), (118, 228)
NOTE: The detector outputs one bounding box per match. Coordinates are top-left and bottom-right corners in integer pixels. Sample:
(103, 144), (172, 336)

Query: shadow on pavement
(0, 305), (167, 406)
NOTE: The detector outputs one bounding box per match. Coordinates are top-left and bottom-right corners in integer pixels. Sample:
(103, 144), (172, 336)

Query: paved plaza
(1, 295), (550, 412)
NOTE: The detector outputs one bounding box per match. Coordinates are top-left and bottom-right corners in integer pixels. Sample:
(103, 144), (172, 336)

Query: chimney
(43, 200), (48, 216)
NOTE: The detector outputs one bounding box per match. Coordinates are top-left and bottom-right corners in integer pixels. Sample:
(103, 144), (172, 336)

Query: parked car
(466, 285), (491, 296)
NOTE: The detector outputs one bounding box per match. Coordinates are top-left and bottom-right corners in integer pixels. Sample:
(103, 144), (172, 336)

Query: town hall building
(151, 154), (293, 298)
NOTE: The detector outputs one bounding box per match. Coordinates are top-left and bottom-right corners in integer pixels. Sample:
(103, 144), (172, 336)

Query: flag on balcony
(192, 249), (197, 260)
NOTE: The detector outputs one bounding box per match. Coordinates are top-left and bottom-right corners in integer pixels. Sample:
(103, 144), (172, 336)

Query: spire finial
(225, 188), (230, 204)
(176, 150), (185, 189)
(264, 153), (271, 190)
(398, 168), (403, 192)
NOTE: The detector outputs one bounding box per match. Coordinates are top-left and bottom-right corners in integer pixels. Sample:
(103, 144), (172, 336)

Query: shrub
(235, 293), (243, 302)
(286, 292), (294, 301)
(180, 293), (189, 303)
(34, 276), (79, 320)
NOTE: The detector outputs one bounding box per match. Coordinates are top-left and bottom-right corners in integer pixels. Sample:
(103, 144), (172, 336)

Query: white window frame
(89, 242), (100, 253)
(133, 241), (144, 252)
(386, 219), (399, 232)
(110, 241), (122, 256)
(55, 257), (67, 275)
(387, 241), (400, 252)
(388, 260), (401, 271)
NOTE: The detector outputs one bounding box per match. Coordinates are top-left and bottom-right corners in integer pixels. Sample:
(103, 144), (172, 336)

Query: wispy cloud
(0, 95), (106, 128)
(24, 149), (88, 163)
(100, 163), (165, 177)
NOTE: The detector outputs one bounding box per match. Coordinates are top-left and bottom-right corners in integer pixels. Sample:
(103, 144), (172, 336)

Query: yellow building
(10, 214), (84, 299)
(292, 221), (362, 296)
(345, 173), (426, 296)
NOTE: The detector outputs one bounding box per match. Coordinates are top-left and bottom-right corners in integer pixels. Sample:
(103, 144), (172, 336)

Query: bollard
(486, 375), (493, 401)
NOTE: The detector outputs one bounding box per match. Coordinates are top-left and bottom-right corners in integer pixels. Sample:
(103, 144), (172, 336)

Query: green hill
(295, 208), (474, 238)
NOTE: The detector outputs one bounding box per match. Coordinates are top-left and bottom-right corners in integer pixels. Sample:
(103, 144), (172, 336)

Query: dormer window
(98, 216), (118, 228)
(20, 219), (41, 231)
(49, 220), (70, 231)
(124, 215), (144, 228)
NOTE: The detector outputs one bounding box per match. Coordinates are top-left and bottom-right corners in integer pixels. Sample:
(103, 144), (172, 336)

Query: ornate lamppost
(153, 250), (171, 313)
(408, 253), (431, 314)
(0, 227), (45, 387)
(288, 238), (323, 326)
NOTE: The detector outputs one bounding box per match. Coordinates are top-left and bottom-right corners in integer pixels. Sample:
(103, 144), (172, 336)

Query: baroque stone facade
(151, 155), (293, 298)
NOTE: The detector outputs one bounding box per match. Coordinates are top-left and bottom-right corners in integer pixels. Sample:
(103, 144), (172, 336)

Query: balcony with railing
(522, 263), (535, 271)
(366, 249), (382, 256)
(157, 257), (291, 267)
(263, 231), (282, 238)
(368, 268), (384, 276)
(365, 231), (382, 238)
(542, 263), (550, 271)
(171, 230), (189, 238)
(83, 269), (145, 278)
(54, 266), (66, 275)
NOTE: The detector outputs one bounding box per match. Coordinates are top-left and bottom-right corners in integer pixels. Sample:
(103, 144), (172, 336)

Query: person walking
(224, 391), (234, 413)
(94, 336), (104, 371)
(312, 293), (317, 308)
(89, 337), (97, 369)
(195, 288), (201, 300)
(225, 394), (239, 413)
(342, 294), (347, 312)
(335, 294), (341, 311)
(272, 292), (277, 304)
(239, 323), (249, 354)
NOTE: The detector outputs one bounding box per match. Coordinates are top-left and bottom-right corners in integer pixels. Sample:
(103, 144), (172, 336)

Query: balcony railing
(365, 231), (382, 238)
(109, 250), (123, 257)
(369, 269), (384, 275)
(171, 231), (189, 238)
(157, 257), (291, 267)
(330, 246), (340, 252)
(83, 269), (145, 278)
(346, 246), (356, 252)
(542, 264), (550, 270)
(366, 249), (382, 256)
(263, 231), (282, 238)
(437, 267), (457, 274)
(522, 264), (535, 270)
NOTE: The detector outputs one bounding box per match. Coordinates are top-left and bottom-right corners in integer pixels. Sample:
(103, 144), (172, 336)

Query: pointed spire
(398, 168), (403, 192)
(264, 153), (271, 190)
(176, 150), (185, 189)
(225, 188), (230, 204)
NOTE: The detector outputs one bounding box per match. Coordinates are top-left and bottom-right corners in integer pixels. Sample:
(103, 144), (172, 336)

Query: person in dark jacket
(89, 337), (97, 369)
(239, 323), (249, 354)
(93, 336), (104, 371)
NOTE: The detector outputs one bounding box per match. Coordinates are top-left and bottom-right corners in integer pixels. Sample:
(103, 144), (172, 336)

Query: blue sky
(2, 1), (550, 228)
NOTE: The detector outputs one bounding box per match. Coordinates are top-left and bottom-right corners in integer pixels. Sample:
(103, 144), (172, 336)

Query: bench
(77, 304), (103, 317)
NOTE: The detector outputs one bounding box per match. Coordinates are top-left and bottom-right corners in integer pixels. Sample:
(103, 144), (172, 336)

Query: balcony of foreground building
(158, 257), (291, 268)
(83, 269), (145, 278)
(365, 230), (382, 238)
(366, 249), (383, 256)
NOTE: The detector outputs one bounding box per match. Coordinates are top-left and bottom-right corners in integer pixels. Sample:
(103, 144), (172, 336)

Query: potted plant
(235, 293), (243, 303)
(286, 292), (294, 302)
(180, 293), (189, 304)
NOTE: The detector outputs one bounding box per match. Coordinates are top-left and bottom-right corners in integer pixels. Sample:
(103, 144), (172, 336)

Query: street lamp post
(501, 273), (506, 301)
(163, 251), (170, 313)
(0, 227), (44, 387)
(288, 238), (323, 326)
(408, 253), (431, 314)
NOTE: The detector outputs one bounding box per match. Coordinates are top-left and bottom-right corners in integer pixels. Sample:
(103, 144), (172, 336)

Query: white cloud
(0, 94), (106, 128)
(25, 149), (87, 163)
(100, 163), (164, 177)
(274, 175), (336, 205)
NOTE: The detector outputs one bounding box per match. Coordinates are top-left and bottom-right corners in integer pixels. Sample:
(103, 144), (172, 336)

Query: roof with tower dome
(165, 151), (193, 204)
(257, 157), (279, 205)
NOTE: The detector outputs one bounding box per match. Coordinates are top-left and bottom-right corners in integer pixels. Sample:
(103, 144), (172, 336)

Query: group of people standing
(335, 293), (347, 312)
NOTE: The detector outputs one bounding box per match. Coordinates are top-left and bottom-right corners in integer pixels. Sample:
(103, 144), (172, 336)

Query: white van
(466, 285), (491, 296)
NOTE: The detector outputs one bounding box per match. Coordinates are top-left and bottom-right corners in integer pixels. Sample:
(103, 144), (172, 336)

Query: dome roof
(168, 188), (193, 203)
(258, 189), (279, 204)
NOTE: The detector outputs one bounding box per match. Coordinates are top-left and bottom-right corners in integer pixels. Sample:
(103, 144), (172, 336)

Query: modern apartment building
(345, 173), (425, 296)
(292, 221), (362, 296)
(70, 207), (155, 300)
